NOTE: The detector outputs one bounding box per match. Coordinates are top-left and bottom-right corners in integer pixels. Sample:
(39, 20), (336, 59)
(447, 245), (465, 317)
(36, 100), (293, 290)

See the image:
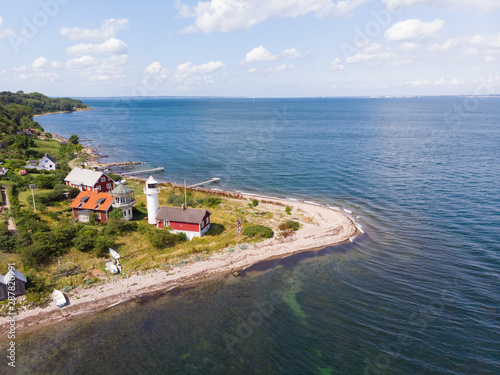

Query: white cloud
(14, 66), (27, 72)
(461, 47), (478, 57)
(383, 0), (500, 11)
(345, 43), (395, 64)
(0, 14), (14, 40)
(176, 61), (225, 77)
(281, 48), (309, 59)
(140, 61), (225, 85)
(66, 38), (128, 56)
(488, 34), (500, 48)
(64, 54), (129, 83)
(470, 35), (484, 45)
(385, 19), (444, 41)
(428, 38), (458, 52)
(32, 57), (60, 70)
(144, 62), (165, 75)
(240, 46), (278, 64)
(269, 64), (294, 72)
(141, 62), (170, 86)
(328, 57), (345, 70)
(177, 0), (369, 33)
(32, 57), (49, 70)
(60, 18), (130, 41)
(66, 55), (97, 70)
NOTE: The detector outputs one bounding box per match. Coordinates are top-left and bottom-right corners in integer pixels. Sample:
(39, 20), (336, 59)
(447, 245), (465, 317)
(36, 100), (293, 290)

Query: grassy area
(33, 138), (60, 157)
(17, 188), (53, 208)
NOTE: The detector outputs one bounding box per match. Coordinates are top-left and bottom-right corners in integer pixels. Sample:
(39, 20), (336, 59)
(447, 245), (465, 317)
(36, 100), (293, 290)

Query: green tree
(15, 134), (34, 150)
(69, 134), (79, 145)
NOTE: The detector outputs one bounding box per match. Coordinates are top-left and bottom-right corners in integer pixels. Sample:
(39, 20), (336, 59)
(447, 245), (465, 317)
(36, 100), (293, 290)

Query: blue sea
(14, 98), (500, 374)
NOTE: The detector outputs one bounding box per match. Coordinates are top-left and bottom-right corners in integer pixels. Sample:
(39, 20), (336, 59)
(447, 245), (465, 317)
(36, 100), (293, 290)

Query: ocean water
(11, 98), (500, 374)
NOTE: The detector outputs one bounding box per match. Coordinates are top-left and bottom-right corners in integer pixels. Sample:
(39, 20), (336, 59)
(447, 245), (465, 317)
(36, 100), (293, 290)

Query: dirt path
(1, 186), (16, 234)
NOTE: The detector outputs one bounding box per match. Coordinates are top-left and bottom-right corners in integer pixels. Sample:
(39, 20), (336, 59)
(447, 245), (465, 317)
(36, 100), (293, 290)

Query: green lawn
(17, 188), (54, 208)
(33, 138), (60, 157)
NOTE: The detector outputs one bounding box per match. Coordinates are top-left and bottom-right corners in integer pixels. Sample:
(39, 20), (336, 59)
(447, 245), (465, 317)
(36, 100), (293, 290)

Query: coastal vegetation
(242, 225), (274, 239)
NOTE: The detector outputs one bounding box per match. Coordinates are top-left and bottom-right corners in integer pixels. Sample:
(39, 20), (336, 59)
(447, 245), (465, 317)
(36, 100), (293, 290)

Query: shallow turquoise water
(11, 97), (500, 374)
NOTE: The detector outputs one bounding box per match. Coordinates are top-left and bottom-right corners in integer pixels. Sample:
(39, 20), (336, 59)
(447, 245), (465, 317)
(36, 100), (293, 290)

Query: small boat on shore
(52, 289), (68, 308)
(109, 248), (120, 260)
(105, 262), (119, 274)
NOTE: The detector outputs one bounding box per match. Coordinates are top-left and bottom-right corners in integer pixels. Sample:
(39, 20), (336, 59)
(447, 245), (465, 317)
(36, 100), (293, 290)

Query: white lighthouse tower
(144, 176), (160, 225)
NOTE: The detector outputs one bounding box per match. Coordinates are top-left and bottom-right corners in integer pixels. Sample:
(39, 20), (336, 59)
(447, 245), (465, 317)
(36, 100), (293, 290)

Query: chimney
(182, 204), (186, 211)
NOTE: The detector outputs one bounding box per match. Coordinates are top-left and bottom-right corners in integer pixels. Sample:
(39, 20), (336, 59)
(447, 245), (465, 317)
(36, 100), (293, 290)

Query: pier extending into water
(120, 167), (165, 176)
(188, 177), (220, 188)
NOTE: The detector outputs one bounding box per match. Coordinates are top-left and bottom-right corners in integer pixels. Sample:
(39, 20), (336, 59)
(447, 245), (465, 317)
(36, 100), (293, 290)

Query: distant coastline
(32, 107), (94, 118)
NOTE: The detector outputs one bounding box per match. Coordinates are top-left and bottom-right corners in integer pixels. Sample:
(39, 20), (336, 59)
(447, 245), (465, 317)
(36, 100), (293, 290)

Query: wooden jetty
(188, 177), (220, 188)
(120, 167), (165, 176)
(100, 162), (145, 168)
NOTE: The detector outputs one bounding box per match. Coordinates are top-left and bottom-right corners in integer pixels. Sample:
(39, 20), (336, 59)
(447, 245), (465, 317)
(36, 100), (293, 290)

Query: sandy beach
(0, 192), (357, 334)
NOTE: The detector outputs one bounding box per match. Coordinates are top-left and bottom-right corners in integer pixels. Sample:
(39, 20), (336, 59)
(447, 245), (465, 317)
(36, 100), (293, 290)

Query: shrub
(146, 228), (178, 248)
(20, 241), (55, 268)
(252, 199), (259, 207)
(200, 197), (222, 207)
(73, 228), (98, 252)
(177, 232), (187, 241)
(281, 229), (295, 238)
(37, 174), (60, 189)
(278, 220), (300, 231)
(285, 206), (292, 215)
(0, 236), (17, 253)
(242, 225), (274, 239)
(94, 235), (114, 257)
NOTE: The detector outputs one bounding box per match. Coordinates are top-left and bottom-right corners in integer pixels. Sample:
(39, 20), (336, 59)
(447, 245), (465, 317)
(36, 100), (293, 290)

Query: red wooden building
(155, 206), (211, 240)
(70, 191), (114, 223)
(64, 167), (115, 192)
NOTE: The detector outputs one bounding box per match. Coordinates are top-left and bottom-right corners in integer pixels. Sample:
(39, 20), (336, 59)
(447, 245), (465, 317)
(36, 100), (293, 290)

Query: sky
(0, 0), (499, 97)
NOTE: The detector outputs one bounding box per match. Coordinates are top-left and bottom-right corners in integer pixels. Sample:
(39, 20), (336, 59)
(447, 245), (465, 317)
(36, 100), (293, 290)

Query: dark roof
(43, 153), (57, 164)
(155, 206), (210, 224)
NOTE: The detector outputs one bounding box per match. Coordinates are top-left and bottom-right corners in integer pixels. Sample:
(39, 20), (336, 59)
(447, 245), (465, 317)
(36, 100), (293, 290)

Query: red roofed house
(155, 206), (211, 240)
(64, 167), (115, 193)
(70, 191), (114, 223)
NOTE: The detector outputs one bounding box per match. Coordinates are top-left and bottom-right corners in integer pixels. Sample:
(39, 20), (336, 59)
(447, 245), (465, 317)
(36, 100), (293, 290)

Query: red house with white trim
(70, 191), (114, 223)
(155, 206), (211, 240)
(64, 167), (115, 193)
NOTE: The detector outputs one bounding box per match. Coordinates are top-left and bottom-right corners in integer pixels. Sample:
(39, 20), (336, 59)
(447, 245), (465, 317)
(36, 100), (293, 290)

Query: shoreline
(1, 194), (358, 336)
(32, 107), (94, 118)
(2, 114), (359, 337)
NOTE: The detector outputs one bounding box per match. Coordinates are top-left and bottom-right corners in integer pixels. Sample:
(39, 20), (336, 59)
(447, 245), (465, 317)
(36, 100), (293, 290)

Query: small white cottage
(38, 153), (57, 171)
